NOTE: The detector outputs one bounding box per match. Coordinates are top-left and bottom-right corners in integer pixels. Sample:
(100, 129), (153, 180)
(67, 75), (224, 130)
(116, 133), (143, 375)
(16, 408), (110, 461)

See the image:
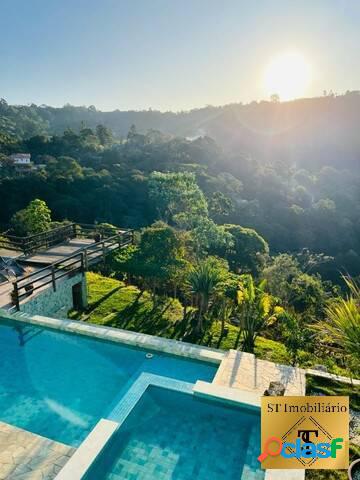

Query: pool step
(241, 423), (263, 480)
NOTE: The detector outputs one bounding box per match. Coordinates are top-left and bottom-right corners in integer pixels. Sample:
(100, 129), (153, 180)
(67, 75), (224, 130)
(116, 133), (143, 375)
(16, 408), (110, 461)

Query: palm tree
(318, 277), (360, 374)
(234, 274), (283, 352)
(187, 259), (223, 332)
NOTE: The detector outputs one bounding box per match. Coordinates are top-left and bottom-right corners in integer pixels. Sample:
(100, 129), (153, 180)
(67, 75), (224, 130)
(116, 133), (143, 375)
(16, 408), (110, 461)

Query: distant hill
(1, 92), (360, 169)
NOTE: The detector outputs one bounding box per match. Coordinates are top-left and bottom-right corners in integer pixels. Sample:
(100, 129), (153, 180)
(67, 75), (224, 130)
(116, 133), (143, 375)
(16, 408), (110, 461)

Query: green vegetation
(69, 272), (290, 361)
(3, 142), (358, 379)
(1, 102), (360, 284)
(316, 277), (360, 376)
(69, 272), (183, 336)
(10, 198), (52, 236)
(306, 375), (360, 411)
(5, 174), (356, 379)
(70, 272), (353, 377)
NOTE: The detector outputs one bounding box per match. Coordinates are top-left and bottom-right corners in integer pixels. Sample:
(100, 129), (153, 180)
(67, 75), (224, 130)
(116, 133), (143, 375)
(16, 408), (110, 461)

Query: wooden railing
(11, 230), (133, 310)
(0, 223), (121, 255)
(0, 224), (77, 254)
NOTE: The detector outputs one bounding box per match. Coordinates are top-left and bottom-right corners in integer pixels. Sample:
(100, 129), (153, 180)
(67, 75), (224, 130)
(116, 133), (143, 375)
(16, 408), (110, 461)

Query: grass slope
(69, 272), (294, 363)
(69, 272), (183, 337)
(69, 272), (351, 376)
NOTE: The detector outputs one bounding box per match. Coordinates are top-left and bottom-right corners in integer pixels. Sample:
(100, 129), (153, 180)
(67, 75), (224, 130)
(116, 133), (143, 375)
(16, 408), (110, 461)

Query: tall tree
(148, 171), (208, 228)
(96, 124), (113, 146)
(216, 224), (269, 275)
(47, 156), (83, 181)
(115, 222), (186, 294)
(11, 199), (52, 236)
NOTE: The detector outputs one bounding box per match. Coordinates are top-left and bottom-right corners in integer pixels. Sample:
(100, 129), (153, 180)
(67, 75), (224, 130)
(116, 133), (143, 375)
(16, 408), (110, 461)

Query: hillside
(1, 92), (360, 169)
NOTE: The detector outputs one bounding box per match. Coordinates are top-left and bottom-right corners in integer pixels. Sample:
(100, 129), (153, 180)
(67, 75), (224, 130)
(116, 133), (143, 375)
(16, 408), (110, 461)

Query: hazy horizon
(3, 91), (359, 115)
(2, 0), (360, 111)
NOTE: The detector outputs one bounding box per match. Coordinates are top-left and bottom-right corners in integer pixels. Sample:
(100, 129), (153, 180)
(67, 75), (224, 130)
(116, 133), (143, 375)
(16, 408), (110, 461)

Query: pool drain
(146, 352), (154, 359)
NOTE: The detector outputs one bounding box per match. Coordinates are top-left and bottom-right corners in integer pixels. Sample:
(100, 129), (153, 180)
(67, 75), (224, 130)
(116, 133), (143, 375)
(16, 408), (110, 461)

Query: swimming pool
(84, 385), (264, 480)
(0, 318), (217, 446)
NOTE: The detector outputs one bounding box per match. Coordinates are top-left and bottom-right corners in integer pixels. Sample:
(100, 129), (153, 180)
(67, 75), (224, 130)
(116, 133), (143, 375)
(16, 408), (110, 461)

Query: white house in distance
(9, 153), (31, 165)
(9, 153), (34, 173)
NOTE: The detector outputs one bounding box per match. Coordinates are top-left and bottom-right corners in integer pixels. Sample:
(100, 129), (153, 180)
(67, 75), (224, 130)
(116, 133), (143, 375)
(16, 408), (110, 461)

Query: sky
(1, 0), (360, 111)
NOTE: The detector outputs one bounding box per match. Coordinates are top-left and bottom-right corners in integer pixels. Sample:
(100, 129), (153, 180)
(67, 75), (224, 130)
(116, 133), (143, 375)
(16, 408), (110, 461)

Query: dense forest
(1, 94), (360, 284)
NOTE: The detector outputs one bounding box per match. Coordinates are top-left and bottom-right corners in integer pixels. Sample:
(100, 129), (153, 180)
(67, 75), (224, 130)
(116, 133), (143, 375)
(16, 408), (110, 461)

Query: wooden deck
(17, 238), (96, 266)
(0, 249), (23, 259)
(6, 230), (133, 312)
(0, 240), (99, 310)
(0, 228), (133, 312)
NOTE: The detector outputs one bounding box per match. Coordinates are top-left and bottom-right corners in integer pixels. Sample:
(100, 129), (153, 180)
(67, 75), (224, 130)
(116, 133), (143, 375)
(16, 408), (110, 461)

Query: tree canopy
(11, 199), (52, 236)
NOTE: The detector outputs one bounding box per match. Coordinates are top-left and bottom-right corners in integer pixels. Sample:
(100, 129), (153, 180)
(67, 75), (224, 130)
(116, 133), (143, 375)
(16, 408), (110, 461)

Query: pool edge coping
(194, 380), (261, 409)
(54, 419), (118, 480)
(0, 308), (225, 365)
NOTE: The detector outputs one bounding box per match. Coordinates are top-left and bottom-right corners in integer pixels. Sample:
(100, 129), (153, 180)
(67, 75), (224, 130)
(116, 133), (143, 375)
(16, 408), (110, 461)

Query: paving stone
(0, 421), (74, 480)
(213, 349), (306, 396)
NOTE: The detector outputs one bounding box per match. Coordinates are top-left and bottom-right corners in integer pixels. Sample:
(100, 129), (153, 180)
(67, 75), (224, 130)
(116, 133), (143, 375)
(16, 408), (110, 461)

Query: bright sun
(263, 52), (312, 101)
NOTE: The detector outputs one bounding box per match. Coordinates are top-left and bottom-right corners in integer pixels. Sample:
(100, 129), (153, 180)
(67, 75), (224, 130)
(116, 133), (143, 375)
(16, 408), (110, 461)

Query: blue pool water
(85, 386), (264, 480)
(0, 319), (217, 446)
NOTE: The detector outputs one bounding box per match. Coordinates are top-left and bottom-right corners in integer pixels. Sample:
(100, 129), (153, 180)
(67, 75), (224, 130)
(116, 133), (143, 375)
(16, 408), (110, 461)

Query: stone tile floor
(0, 421), (74, 480)
(213, 349), (306, 396)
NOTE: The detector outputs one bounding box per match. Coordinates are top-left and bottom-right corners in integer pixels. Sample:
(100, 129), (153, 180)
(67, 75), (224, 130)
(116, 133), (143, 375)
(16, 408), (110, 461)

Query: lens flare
(263, 52), (312, 100)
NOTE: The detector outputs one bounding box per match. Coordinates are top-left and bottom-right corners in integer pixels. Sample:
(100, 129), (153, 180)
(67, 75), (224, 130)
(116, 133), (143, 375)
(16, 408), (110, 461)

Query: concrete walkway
(0, 421), (74, 480)
(213, 349), (306, 396)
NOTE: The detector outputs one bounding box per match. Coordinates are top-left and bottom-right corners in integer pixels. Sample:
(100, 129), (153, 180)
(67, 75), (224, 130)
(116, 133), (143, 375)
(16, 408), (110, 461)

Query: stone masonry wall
(19, 273), (87, 319)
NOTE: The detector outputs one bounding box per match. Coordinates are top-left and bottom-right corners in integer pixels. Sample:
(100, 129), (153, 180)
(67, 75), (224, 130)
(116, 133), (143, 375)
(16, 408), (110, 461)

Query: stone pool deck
(0, 421), (74, 480)
(213, 349), (306, 396)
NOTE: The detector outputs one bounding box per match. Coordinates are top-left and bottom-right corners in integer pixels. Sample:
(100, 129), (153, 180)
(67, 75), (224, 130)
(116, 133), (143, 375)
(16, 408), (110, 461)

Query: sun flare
(263, 52), (312, 101)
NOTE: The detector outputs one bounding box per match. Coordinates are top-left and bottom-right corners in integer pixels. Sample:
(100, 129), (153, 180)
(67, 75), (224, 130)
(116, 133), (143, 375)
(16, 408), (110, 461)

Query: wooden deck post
(12, 282), (20, 311)
(84, 250), (88, 271)
(102, 241), (106, 263)
(51, 265), (56, 291)
(80, 252), (85, 274)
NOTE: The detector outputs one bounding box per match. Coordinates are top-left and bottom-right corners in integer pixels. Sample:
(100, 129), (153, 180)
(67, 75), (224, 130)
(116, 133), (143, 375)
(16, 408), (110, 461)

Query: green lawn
(307, 375), (360, 411)
(69, 272), (183, 337)
(69, 272), (294, 361)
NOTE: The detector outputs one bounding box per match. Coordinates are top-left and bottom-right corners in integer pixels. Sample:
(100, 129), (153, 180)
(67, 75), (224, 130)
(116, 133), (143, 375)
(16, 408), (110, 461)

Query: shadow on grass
(102, 293), (178, 338)
(113, 290), (145, 327)
(87, 286), (122, 313)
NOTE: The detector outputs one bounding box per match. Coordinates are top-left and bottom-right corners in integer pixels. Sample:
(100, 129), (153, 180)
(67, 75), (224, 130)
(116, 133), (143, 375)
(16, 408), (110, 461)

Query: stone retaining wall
(19, 273), (87, 319)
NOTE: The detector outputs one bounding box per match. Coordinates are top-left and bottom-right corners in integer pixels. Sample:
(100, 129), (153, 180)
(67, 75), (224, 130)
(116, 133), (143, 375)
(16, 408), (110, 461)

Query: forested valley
(1, 94), (359, 379)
